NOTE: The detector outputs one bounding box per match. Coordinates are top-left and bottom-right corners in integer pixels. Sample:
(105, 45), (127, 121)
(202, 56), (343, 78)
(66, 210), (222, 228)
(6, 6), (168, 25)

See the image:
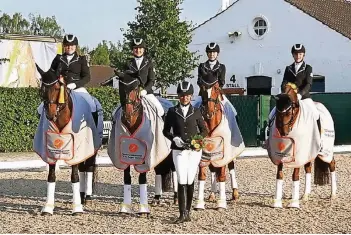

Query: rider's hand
(173, 137), (185, 148)
(140, 89), (147, 97)
(297, 94), (302, 100)
(67, 83), (77, 90)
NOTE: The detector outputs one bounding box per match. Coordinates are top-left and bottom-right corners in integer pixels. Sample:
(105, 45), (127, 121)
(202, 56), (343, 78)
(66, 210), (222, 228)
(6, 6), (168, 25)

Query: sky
(0, 0), (223, 48)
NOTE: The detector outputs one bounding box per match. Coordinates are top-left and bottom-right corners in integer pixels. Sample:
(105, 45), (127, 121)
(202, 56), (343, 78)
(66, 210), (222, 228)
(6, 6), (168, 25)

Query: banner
(0, 39), (62, 87)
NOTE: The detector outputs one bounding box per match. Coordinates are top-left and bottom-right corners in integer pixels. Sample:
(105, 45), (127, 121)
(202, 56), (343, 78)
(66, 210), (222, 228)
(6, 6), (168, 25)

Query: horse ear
(274, 95), (280, 101)
(35, 63), (45, 76)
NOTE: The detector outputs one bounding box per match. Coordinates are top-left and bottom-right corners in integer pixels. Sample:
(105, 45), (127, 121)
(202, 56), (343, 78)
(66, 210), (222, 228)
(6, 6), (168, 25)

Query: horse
(108, 71), (171, 216)
(195, 70), (244, 210)
(268, 82), (336, 208)
(34, 65), (102, 215)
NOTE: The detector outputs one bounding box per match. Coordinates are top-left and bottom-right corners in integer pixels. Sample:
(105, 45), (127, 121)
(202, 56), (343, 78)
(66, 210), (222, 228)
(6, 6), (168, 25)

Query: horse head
(117, 70), (143, 132)
(36, 64), (71, 128)
(274, 82), (300, 136)
(198, 68), (223, 122)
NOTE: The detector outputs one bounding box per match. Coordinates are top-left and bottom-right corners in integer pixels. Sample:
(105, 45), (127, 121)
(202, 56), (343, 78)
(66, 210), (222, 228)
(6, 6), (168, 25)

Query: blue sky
(0, 0), (222, 48)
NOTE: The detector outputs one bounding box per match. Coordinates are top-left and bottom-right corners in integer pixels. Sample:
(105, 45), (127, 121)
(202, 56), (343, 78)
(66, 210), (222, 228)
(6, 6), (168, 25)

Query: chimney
(221, 0), (230, 11)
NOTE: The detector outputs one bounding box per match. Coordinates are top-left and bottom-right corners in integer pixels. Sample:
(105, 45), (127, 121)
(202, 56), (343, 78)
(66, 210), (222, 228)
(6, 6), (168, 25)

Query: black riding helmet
(177, 81), (194, 96)
(206, 42), (220, 53)
(291, 44), (305, 54)
(131, 38), (146, 49)
(63, 34), (78, 46)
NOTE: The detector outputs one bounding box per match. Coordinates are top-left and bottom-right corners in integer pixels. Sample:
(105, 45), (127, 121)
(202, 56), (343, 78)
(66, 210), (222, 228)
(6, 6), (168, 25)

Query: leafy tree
(89, 40), (111, 65)
(120, 0), (199, 91)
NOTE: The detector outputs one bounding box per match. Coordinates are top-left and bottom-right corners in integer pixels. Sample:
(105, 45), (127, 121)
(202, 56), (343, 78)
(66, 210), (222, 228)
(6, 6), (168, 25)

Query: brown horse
(194, 72), (239, 210)
(36, 65), (99, 215)
(270, 82), (336, 208)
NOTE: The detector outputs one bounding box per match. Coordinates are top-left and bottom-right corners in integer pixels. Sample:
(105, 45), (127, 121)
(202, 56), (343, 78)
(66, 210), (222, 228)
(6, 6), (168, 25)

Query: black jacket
(50, 52), (90, 89)
(281, 62), (313, 99)
(123, 56), (155, 94)
(197, 60), (226, 88)
(163, 103), (208, 150)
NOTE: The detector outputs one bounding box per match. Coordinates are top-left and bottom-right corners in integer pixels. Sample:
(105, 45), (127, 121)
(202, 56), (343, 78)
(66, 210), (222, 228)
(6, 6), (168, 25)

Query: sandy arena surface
(0, 154), (350, 234)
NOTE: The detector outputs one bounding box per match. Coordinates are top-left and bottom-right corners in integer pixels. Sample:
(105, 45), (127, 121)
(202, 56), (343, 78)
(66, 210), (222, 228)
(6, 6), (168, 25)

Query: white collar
(209, 60), (217, 65)
(135, 56), (144, 60)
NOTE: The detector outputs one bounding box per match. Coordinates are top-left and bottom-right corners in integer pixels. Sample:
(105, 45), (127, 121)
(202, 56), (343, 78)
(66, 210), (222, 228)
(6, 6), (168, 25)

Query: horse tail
(314, 156), (330, 185)
(162, 170), (173, 192)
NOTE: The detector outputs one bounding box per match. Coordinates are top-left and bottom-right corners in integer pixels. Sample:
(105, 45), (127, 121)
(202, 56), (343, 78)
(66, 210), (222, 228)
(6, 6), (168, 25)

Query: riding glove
(140, 89), (147, 97)
(173, 137), (185, 148)
(297, 94), (302, 100)
(67, 83), (77, 90)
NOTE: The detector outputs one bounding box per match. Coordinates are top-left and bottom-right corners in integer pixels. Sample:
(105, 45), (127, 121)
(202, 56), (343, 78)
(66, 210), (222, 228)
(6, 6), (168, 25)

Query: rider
(119, 38), (164, 117)
(49, 34), (100, 202)
(163, 81), (208, 223)
(197, 42), (226, 89)
(280, 44), (320, 121)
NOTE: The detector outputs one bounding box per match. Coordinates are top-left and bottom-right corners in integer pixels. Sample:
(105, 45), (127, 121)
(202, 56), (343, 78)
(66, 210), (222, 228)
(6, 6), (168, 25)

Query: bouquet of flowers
(189, 134), (206, 151)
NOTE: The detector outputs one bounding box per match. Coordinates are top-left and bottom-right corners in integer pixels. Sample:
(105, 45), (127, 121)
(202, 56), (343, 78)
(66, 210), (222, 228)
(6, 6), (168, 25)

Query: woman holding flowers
(163, 81), (208, 223)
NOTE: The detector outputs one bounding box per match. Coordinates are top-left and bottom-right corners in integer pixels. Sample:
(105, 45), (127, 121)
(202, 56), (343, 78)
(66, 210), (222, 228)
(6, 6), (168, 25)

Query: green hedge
(0, 87), (119, 152)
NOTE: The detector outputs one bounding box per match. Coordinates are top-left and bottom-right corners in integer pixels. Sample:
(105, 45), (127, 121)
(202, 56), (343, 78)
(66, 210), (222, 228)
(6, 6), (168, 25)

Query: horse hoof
(151, 199), (161, 206)
(138, 213), (150, 218)
(173, 199), (178, 205)
(72, 211), (83, 216)
(302, 194), (309, 201)
(272, 199), (283, 208)
(288, 200), (300, 208)
(41, 212), (53, 216)
(216, 207), (225, 211)
(232, 189), (239, 201)
(207, 193), (216, 202)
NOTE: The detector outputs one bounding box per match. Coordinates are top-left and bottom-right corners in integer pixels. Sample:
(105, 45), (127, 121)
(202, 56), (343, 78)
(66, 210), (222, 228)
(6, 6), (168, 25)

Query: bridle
(41, 79), (69, 122)
(200, 84), (222, 120)
(122, 87), (142, 124)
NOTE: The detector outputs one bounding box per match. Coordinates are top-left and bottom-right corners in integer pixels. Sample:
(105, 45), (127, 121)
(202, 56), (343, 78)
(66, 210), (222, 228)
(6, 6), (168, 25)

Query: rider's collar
(134, 55), (144, 59)
(180, 102), (190, 107)
(208, 59), (217, 63)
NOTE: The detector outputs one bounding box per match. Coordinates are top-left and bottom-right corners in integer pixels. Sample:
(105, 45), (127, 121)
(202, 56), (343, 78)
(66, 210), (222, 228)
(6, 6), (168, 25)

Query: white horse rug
(34, 92), (103, 165)
(268, 101), (334, 168)
(192, 95), (245, 167)
(108, 97), (172, 173)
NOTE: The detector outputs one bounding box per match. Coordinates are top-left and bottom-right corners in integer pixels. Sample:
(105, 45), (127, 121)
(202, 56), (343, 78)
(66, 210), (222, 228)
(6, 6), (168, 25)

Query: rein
(122, 87), (142, 125)
(200, 86), (222, 120)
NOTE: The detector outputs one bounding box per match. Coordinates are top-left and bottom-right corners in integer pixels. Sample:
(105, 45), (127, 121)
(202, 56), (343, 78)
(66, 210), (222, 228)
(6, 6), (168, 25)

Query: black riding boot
(92, 111), (98, 127)
(174, 184), (187, 224)
(317, 118), (321, 134)
(185, 182), (195, 222)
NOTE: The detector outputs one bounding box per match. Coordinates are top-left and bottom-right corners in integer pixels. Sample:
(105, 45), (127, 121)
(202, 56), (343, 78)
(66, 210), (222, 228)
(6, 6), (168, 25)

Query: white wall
(167, 0), (351, 95)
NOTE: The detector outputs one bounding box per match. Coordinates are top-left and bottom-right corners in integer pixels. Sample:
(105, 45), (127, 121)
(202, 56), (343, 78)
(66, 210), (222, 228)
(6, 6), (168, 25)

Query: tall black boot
(174, 184), (187, 224)
(317, 118), (321, 134)
(185, 182), (195, 222)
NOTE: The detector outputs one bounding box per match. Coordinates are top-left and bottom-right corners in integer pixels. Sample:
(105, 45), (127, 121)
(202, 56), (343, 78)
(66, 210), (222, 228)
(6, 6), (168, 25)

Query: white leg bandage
(155, 175), (162, 196)
(79, 172), (86, 193)
(229, 169), (238, 189)
(86, 172), (93, 196)
(172, 171), (178, 192)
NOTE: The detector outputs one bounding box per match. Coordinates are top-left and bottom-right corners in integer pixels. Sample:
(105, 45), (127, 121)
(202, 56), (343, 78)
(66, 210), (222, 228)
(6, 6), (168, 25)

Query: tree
(0, 12), (64, 37)
(89, 40), (111, 66)
(121, 0), (199, 91)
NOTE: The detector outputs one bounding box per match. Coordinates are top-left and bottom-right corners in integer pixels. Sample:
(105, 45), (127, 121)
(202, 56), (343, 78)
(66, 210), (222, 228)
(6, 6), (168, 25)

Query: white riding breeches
(269, 98), (319, 120)
(143, 94), (164, 117)
(173, 149), (202, 185)
(73, 87), (97, 112)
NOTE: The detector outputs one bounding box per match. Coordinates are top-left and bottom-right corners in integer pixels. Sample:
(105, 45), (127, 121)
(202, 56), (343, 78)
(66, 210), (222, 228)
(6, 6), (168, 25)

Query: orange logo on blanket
(205, 142), (215, 151)
(129, 143), (139, 153)
(277, 142), (285, 152)
(53, 139), (64, 149)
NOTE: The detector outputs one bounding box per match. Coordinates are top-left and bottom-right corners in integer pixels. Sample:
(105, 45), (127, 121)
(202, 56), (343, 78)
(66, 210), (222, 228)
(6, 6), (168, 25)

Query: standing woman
(163, 81), (208, 223)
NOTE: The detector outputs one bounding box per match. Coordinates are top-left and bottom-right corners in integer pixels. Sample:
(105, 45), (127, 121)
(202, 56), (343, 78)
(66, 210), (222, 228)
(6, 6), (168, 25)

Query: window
(253, 19), (267, 36)
(311, 75), (325, 93)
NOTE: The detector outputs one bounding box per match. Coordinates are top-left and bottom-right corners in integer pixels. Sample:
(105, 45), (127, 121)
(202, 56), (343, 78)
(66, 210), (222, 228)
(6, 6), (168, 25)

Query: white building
(167, 0), (351, 95)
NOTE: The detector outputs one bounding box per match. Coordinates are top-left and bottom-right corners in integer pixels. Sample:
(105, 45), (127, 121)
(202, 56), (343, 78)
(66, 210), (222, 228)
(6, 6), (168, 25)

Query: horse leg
(302, 162), (312, 201)
(216, 166), (227, 210)
(153, 162), (163, 206)
(78, 162), (86, 205)
(41, 164), (56, 215)
(84, 154), (96, 205)
(288, 168), (300, 208)
(194, 165), (207, 210)
(120, 166), (132, 214)
(272, 163), (283, 208)
(228, 160), (239, 201)
(138, 172), (150, 215)
(329, 158), (337, 199)
(71, 164), (84, 215)
(208, 164), (217, 202)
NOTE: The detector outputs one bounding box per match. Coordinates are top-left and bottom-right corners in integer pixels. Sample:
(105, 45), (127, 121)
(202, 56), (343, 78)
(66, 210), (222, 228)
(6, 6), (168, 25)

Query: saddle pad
(120, 136), (147, 165)
(268, 135), (295, 165)
(202, 136), (224, 162)
(46, 132), (74, 160)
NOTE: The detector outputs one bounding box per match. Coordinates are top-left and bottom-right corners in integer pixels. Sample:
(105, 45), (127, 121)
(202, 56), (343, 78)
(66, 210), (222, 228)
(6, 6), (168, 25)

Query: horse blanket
(108, 97), (172, 173)
(192, 95), (245, 167)
(34, 92), (103, 165)
(268, 101), (334, 168)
